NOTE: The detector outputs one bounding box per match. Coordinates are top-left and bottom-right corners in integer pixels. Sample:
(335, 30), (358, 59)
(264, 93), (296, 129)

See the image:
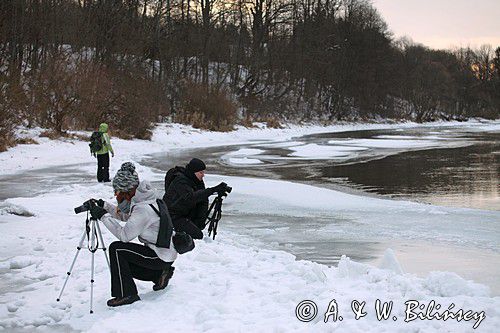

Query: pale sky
(372, 0), (500, 50)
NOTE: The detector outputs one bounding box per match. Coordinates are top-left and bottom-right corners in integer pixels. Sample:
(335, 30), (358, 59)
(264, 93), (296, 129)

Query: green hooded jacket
(95, 123), (114, 155)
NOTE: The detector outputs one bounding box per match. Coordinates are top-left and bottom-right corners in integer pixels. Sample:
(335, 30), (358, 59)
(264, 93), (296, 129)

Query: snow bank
(0, 179), (498, 332)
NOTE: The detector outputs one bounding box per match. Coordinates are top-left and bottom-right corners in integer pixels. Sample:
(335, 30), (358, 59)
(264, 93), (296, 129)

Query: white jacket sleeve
(101, 205), (151, 242)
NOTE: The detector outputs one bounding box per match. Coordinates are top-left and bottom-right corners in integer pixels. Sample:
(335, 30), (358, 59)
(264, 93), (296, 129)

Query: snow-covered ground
(0, 120), (499, 332)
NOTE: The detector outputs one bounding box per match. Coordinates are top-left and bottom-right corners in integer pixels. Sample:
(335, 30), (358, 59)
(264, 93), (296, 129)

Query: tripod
(56, 213), (110, 313)
(205, 193), (225, 240)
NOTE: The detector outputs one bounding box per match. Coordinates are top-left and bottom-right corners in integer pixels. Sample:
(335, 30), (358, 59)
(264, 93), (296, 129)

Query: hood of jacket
(98, 123), (109, 133)
(132, 181), (157, 206)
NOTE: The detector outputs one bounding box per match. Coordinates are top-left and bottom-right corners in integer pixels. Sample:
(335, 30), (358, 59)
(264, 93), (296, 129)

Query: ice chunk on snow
(378, 248), (404, 275)
(337, 255), (370, 278)
(423, 271), (490, 297)
(9, 256), (39, 269)
(0, 203), (35, 217)
(6, 304), (19, 313)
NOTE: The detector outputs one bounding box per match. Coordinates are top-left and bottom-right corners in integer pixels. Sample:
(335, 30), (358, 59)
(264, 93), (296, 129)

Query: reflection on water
(319, 132), (499, 211)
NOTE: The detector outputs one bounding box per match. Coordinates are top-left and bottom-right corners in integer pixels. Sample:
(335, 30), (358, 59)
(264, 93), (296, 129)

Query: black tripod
(56, 212), (110, 313)
(205, 193), (225, 240)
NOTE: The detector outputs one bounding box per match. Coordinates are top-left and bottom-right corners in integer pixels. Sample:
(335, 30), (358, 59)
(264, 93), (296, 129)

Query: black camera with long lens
(74, 199), (96, 214)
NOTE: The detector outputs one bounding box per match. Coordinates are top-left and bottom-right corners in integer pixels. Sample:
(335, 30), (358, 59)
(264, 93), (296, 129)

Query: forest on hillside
(1, 0), (499, 149)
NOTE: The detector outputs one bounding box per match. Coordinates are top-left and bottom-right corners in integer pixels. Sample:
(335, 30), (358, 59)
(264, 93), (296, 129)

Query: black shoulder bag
(149, 199), (195, 254)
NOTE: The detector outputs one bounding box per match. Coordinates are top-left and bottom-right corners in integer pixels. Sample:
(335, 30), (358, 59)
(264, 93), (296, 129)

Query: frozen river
(0, 123), (498, 294)
(142, 124), (500, 293)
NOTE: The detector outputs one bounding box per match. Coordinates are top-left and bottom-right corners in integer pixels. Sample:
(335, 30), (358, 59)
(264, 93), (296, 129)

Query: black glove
(96, 199), (105, 207)
(211, 182), (227, 195)
(89, 205), (107, 220)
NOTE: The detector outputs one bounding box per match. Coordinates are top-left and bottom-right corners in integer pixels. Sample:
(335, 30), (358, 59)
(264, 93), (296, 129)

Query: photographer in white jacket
(90, 163), (177, 307)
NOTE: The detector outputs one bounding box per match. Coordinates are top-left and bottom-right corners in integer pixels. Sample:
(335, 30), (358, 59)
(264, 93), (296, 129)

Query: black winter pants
(96, 153), (110, 182)
(108, 241), (172, 298)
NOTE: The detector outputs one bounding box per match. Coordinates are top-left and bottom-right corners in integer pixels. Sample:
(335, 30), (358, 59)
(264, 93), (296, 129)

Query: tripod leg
(90, 220), (96, 314)
(90, 249), (95, 314)
(56, 228), (87, 302)
(95, 220), (110, 272)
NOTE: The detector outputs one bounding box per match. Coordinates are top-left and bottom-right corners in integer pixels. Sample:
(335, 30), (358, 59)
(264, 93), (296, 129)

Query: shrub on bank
(176, 81), (237, 132)
(0, 82), (17, 152)
(0, 50), (168, 142)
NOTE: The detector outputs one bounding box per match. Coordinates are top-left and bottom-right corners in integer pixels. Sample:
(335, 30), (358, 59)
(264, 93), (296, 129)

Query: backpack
(89, 131), (103, 156)
(164, 166), (185, 192)
(149, 198), (195, 254)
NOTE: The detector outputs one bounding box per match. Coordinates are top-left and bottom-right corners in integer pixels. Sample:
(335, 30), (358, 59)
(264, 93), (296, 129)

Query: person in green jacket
(96, 123), (114, 182)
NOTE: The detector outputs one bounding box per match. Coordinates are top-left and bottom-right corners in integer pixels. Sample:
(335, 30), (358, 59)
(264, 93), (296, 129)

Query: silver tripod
(56, 214), (110, 313)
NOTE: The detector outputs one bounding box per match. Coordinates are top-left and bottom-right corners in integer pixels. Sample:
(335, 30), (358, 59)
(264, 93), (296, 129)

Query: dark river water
(309, 129), (499, 210)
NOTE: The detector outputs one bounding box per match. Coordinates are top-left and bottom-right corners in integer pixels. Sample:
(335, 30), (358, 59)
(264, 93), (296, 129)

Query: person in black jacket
(163, 158), (227, 239)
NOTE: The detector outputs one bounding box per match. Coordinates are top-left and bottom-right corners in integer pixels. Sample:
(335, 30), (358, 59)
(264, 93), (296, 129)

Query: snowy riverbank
(2, 119), (499, 176)
(0, 120), (499, 332)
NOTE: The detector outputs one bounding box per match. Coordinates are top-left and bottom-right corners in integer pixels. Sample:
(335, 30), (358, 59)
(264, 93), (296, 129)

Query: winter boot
(106, 294), (140, 307)
(153, 266), (175, 291)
